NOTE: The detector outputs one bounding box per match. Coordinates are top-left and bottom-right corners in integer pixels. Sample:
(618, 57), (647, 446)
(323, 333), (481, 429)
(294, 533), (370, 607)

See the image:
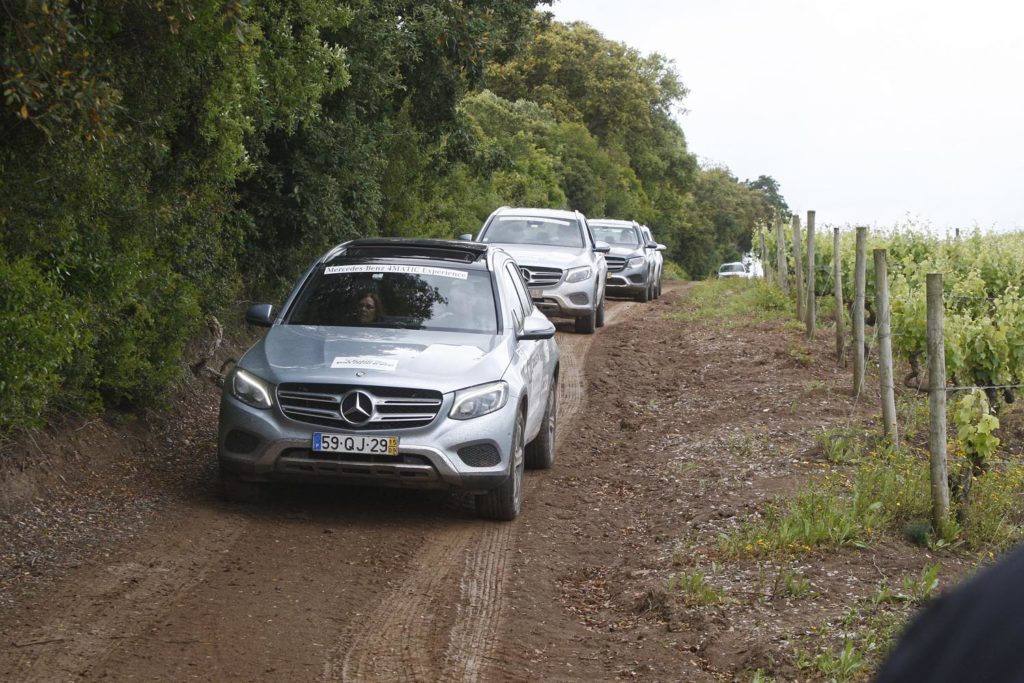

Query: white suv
(475, 207), (610, 334)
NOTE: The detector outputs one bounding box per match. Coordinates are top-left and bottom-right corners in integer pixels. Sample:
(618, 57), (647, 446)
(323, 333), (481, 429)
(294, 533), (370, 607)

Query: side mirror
(245, 303), (275, 327)
(517, 316), (556, 341)
(656, 243), (667, 251)
(645, 241), (658, 249)
(458, 234), (474, 241)
(593, 240), (611, 254)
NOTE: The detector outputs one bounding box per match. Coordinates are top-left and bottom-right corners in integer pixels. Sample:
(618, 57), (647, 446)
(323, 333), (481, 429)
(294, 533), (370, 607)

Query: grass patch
(666, 279), (789, 325)
(792, 564), (941, 682)
(723, 427), (1024, 556)
(721, 446), (932, 556)
(666, 567), (726, 606)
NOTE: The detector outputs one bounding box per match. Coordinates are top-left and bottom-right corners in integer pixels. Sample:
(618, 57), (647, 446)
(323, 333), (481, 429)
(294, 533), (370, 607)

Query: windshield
(481, 216), (584, 248)
(287, 263), (498, 334)
(591, 225), (639, 246)
(720, 263), (746, 273)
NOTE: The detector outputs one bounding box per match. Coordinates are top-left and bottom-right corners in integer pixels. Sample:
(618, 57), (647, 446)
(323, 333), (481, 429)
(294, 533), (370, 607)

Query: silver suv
(218, 238), (560, 520)
(589, 219), (658, 302)
(639, 225), (666, 299)
(475, 207), (610, 334)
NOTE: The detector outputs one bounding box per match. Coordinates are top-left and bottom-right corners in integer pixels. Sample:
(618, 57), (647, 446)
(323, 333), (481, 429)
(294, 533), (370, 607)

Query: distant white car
(717, 262), (749, 279)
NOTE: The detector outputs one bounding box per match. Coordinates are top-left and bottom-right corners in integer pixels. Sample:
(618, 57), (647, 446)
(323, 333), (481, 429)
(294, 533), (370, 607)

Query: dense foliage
(1, 2), (783, 430)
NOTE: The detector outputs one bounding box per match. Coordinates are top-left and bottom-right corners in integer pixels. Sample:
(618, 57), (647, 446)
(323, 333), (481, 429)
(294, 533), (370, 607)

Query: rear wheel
(525, 377), (557, 469)
(475, 411), (525, 520)
(574, 309), (596, 334)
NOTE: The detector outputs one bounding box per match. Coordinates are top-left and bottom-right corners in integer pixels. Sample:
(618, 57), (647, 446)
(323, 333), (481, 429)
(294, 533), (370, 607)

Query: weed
(817, 426), (863, 464)
(666, 568), (725, 606)
(788, 343), (812, 367)
(814, 641), (864, 681)
(770, 566), (815, 600)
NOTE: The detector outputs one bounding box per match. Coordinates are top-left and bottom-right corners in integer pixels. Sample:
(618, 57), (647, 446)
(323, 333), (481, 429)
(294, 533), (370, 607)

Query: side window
(499, 262), (526, 332)
(505, 262), (534, 315)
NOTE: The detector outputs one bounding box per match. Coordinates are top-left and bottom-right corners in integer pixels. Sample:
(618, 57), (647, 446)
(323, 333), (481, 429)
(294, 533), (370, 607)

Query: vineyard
(764, 221), (1024, 550)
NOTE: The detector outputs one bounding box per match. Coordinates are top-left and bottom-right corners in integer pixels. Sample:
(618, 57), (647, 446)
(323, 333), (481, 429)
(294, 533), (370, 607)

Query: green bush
(0, 257), (88, 429)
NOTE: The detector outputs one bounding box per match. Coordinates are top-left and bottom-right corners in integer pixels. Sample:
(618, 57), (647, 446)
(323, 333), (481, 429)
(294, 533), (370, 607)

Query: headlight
(231, 368), (273, 409)
(565, 266), (593, 283)
(627, 256), (645, 268)
(449, 381), (509, 420)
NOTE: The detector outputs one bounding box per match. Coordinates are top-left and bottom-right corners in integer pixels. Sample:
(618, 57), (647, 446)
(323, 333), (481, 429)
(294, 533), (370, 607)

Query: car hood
(239, 325), (511, 393)
(488, 243), (590, 268)
(608, 245), (643, 258)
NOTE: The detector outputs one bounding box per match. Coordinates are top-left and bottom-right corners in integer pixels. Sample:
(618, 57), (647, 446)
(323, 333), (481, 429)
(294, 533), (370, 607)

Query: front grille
(604, 256), (626, 273)
(457, 444), (501, 467)
(519, 265), (563, 287)
(277, 383), (443, 430)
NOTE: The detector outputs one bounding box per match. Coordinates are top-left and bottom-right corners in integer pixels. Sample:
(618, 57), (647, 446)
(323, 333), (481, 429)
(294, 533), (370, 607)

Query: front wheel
(574, 309), (596, 334)
(475, 411), (525, 520)
(525, 377), (557, 469)
(595, 295), (606, 328)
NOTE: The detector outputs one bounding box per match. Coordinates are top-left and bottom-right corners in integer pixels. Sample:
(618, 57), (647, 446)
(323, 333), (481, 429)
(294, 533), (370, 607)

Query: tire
(220, 467), (266, 504)
(656, 277), (662, 298)
(636, 284), (649, 303)
(525, 376), (557, 469)
(574, 309), (596, 334)
(475, 410), (525, 520)
(595, 295), (606, 328)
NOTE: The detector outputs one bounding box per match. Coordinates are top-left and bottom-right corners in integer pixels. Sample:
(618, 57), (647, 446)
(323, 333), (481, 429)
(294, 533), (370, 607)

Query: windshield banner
(324, 264), (468, 280)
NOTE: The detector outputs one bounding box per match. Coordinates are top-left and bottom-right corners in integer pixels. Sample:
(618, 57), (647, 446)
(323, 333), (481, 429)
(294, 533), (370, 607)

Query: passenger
(356, 291), (384, 324)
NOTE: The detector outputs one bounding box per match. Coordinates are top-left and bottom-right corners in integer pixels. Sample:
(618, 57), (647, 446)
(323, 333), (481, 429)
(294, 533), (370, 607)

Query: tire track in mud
(331, 524), (477, 682)
(7, 510), (249, 682)
(327, 299), (641, 683)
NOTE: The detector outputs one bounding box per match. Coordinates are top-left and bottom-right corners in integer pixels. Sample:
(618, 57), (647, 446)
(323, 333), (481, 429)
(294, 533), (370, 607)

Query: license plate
(312, 433), (399, 455)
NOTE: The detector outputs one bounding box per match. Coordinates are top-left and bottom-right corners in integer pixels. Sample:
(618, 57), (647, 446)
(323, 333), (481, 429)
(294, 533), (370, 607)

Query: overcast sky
(549, 0), (1024, 232)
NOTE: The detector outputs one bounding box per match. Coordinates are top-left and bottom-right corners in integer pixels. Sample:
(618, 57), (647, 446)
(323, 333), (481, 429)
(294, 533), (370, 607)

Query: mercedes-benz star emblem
(340, 390), (374, 426)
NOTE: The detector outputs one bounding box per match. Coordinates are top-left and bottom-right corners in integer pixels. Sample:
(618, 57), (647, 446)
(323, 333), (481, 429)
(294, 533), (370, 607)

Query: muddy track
(330, 296), (642, 682)
(0, 293), (650, 682)
(10, 509), (250, 681)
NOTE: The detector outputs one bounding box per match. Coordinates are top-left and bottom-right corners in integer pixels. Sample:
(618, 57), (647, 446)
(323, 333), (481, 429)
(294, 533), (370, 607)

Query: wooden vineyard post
(874, 249), (898, 446)
(833, 227), (845, 364)
(805, 210), (816, 340)
(775, 217), (789, 296)
(793, 214), (804, 321)
(927, 273), (950, 532)
(759, 226), (771, 284)
(852, 226), (867, 397)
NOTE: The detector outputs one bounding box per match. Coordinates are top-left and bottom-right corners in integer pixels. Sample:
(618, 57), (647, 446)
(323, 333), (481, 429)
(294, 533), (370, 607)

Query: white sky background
(548, 0), (1024, 232)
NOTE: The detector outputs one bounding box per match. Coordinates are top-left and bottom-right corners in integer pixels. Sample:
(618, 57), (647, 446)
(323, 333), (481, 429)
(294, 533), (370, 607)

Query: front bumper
(217, 389), (517, 493)
(527, 277), (594, 319)
(605, 265), (648, 294)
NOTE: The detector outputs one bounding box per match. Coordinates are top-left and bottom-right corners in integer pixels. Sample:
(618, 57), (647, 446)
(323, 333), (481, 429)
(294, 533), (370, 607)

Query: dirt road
(6, 280), (927, 681)
(0, 291), (677, 682)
